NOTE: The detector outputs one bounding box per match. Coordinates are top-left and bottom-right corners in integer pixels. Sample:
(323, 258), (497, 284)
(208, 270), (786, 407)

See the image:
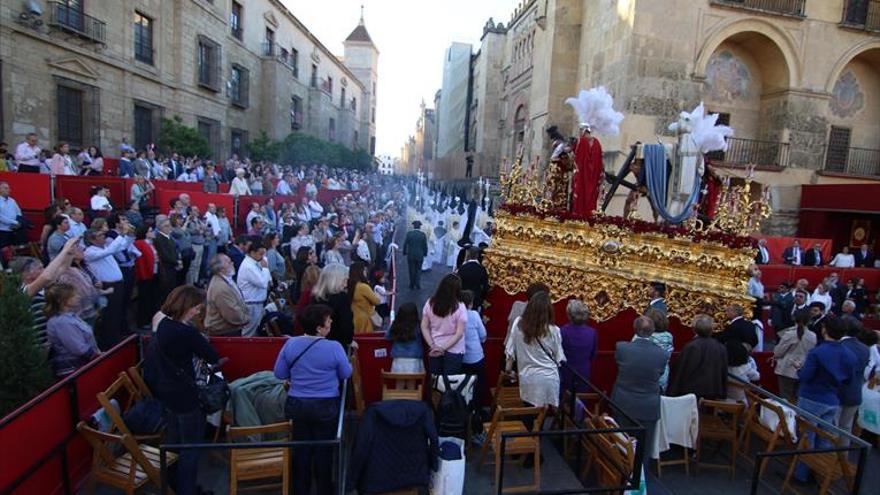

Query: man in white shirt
(755, 238), (770, 265)
(245, 202), (264, 230)
(237, 238), (272, 337)
(66, 207), (87, 238)
(177, 168), (198, 182)
(308, 196), (324, 220)
(14, 133), (41, 173)
(204, 203), (221, 269)
(275, 173), (294, 195)
(84, 226), (134, 349)
(0, 182), (22, 250)
(811, 283), (833, 315)
(90, 187), (113, 212)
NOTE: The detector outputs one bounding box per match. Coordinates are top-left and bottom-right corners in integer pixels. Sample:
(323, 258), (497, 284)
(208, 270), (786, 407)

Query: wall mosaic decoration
(830, 69), (864, 119)
(705, 50), (752, 103)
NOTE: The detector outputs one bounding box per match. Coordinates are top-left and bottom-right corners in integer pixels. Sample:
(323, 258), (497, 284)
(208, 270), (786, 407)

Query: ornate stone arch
(693, 17), (802, 88)
(825, 39), (880, 94)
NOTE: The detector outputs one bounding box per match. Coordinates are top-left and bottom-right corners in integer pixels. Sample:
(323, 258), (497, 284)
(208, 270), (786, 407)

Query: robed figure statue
(545, 126), (574, 210)
(572, 125), (603, 216)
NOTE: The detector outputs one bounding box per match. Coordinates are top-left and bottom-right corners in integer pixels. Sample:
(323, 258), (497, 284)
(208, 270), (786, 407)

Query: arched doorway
(825, 48), (880, 175)
(701, 31), (792, 166)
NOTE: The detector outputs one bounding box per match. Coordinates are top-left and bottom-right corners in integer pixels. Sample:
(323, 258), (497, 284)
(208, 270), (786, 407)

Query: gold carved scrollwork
(486, 212), (754, 324)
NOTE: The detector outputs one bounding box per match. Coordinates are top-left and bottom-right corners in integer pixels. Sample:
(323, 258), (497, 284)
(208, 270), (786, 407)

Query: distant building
(376, 154), (394, 175)
(0, 0), (378, 159)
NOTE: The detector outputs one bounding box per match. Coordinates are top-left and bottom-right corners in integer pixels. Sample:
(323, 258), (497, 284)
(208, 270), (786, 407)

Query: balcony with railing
(824, 145), (880, 177)
(706, 137), (790, 168)
(709, 0), (806, 18)
(840, 0), (880, 32)
(47, 1), (106, 44)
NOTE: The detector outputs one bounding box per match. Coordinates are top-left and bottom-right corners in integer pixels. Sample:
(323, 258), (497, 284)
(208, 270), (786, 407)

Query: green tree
(277, 132), (372, 171)
(0, 275), (53, 417)
(158, 116), (212, 158)
(246, 131), (281, 162)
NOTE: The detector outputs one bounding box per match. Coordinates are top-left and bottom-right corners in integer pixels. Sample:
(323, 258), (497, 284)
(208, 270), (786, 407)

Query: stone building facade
(424, 0), (880, 231)
(0, 0), (377, 160)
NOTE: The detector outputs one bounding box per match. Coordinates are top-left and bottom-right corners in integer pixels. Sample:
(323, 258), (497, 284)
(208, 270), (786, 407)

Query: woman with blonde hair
(311, 263), (355, 348)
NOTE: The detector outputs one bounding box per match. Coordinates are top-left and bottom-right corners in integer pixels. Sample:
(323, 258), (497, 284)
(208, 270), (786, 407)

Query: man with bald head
(611, 316), (668, 462)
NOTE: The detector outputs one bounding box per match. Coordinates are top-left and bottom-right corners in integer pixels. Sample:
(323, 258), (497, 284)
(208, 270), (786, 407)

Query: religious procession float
(485, 87), (772, 329)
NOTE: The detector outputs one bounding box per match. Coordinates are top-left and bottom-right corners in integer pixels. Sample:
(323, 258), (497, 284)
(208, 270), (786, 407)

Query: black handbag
(151, 338), (230, 414)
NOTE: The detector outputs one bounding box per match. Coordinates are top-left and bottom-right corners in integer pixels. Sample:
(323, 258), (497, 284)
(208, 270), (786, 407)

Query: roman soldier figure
(546, 126), (574, 210)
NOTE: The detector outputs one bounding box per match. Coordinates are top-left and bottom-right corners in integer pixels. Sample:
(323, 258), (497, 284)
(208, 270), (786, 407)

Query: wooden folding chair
(696, 398), (745, 479)
(739, 390), (796, 477)
(381, 371), (425, 401)
(226, 421), (292, 495)
(77, 421), (177, 495)
(781, 417), (855, 495)
(581, 414), (636, 493)
(126, 363), (153, 399)
(479, 405), (547, 493)
(558, 390), (600, 459)
(96, 372), (163, 443)
(489, 372), (522, 414)
(350, 350), (365, 415)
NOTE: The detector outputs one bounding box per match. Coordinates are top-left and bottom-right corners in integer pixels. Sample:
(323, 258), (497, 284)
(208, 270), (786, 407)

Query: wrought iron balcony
(709, 0), (806, 18)
(706, 137), (790, 168)
(824, 145), (880, 177)
(47, 2), (106, 44)
(840, 0), (880, 32)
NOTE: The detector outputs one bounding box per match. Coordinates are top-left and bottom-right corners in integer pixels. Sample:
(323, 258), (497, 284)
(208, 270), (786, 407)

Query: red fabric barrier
(758, 266), (880, 291)
(317, 188), (355, 205)
(801, 183), (880, 213)
(753, 235), (832, 265)
(55, 176), (127, 211)
(791, 267), (835, 288)
(759, 265), (793, 288)
(0, 172), (52, 210)
(102, 157), (119, 176)
(154, 190), (234, 219)
(353, 334), (394, 405)
(209, 337), (285, 382)
(0, 337), (138, 495)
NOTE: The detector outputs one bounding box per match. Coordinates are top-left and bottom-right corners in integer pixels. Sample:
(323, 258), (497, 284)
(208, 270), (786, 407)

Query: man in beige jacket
(205, 254), (250, 336)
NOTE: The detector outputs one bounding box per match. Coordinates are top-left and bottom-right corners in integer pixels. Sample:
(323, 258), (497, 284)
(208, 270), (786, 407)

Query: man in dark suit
(754, 238), (771, 265)
(769, 282), (795, 330)
(456, 247), (490, 312)
(803, 243), (824, 267)
(227, 235), (250, 277)
(668, 315), (728, 399)
(783, 240), (803, 265)
(611, 316), (668, 463)
(154, 217), (181, 297)
(645, 282), (667, 315)
(402, 221), (428, 290)
(718, 304), (758, 366)
(839, 318), (870, 441)
(854, 243), (875, 268)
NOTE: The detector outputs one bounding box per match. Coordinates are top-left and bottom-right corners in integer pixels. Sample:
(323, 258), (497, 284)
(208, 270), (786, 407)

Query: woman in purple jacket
(559, 299), (598, 394)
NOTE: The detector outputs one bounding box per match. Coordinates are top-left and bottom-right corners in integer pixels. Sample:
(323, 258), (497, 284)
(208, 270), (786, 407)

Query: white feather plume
(564, 86), (624, 136)
(668, 102), (734, 154)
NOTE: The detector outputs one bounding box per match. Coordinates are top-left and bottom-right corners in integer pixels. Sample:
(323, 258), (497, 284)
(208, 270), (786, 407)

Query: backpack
(437, 374), (471, 438)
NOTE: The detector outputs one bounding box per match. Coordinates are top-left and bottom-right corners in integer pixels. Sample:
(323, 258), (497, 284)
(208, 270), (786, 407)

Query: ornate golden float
(485, 155), (770, 325)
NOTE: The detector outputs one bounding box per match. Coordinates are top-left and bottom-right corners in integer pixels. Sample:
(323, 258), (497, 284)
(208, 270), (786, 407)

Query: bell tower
(344, 5), (379, 155)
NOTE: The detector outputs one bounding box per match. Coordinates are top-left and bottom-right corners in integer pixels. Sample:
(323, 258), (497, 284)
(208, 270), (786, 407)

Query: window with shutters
(291, 49), (299, 79)
(310, 64), (318, 88)
(197, 117), (220, 158)
(197, 35), (221, 91)
(57, 85), (84, 147)
(133, 12), (153, 65)
(341, 88), (346, 108)
(133, 104), (153, 152)
(290, 96), (303, 130)
(230, 64), (249, 108)
(230, 2), (243, 40)
(825, 126), (852, 173)
(230, 128), (247, 158)
(328, 118), (336, 142)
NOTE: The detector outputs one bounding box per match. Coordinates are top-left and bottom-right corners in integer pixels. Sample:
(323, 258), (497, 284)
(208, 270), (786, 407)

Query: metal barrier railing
(728, 375), (871, 495)
(158, 377), (349, 495)
(496, 362), (647, 494)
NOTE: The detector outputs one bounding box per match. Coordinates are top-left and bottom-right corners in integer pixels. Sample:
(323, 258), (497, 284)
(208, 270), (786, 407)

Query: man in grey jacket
(611, 316), (668, 463)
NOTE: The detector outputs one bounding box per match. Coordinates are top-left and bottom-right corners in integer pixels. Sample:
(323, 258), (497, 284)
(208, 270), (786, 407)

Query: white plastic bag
(430, 436), (465, 495)
(858, 383), (880, 435)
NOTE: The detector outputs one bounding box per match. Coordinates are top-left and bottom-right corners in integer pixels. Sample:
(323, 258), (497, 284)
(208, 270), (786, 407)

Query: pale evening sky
(281, 0), (515, 158)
